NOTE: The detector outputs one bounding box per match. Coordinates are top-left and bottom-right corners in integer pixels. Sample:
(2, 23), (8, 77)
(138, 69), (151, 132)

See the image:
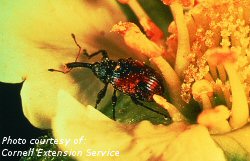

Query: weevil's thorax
(92, 59), (117, 83)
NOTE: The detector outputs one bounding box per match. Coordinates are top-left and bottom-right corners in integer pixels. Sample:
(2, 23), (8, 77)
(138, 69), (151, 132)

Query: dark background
(0, 82), (46, 161)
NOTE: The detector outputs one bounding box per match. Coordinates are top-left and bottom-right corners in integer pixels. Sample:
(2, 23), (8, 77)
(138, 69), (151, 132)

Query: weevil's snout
(48, 64), (71, 74)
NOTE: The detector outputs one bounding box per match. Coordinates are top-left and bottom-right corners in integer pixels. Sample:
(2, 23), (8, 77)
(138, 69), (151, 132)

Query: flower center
(116, 0), (250, 134)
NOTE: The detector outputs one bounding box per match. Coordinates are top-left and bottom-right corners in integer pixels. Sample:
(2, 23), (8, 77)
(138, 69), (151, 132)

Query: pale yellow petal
(213, 124), (250, 160)
(53, 90), (226, 161)
(0, 0), (127, 128)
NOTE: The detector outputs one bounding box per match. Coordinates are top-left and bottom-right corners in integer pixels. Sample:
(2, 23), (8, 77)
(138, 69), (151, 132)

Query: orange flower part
(140, 17), (164, 42)
(111, 21), (163, 58)
(165, 34), (177, 65)
(162, 0), (195, 7)
(117, 0), (130, 4)
(118, 0), (164, 42)
(207, 48), (237, 66)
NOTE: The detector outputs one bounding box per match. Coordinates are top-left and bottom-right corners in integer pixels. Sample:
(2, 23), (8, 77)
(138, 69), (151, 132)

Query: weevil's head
(92, 60), (117, 83)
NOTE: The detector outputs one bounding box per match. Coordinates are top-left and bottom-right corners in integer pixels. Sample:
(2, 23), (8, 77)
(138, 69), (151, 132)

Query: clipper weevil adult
(49, 34), (168, 120)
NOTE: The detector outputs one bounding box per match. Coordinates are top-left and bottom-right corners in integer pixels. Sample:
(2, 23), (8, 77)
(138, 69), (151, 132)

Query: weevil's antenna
(48, 33), (86, 74)
(71, 33), (82, 62)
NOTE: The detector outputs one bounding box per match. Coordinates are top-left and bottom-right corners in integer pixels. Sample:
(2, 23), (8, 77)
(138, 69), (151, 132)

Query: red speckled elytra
(49, 34), (168, 120)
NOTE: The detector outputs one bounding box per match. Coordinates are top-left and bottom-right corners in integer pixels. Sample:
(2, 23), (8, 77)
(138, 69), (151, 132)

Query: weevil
(49, 34), (168, 120)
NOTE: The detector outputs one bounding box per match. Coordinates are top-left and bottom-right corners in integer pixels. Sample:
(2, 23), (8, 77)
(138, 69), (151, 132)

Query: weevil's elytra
(48, 34), (168, 120)
(111, 58), (164, 101)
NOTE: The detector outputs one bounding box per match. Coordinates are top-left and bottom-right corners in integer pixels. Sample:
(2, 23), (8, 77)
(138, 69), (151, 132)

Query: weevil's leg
(130, 97), (168, 118)
(112, 90), (117, 120)
(83, 49), (109, 60)
(95, 83), (109, 109)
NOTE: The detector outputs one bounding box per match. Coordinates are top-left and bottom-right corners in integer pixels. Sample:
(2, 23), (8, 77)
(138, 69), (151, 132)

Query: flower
(0, 0), (127, 128)
(1, 0), (250, 161)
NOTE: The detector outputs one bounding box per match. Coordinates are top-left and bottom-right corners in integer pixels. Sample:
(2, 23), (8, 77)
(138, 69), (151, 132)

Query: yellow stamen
(204, 72), (214, 83)
(119, 0), (146, 18)
(153, 94), (185, 122)
(167, 1), (191, 77)
(198, 105), (231, 134)
(214, 80), (231, 108)
(225, 63), (249, 129)
(151, 56), (186, 109)
(221, 81), (232, 108)
(217, 64), (227, 83)
(207, 58), (218, 81)
(192, 79), (213, 110)
(207, 48), (249, 129)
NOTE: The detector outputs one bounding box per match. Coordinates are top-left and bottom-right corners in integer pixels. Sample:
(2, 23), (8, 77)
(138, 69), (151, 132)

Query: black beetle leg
(95, 83), (108, 109)
(83, 49), (109, 60)
(112, 90), (117, 120)
(130, 97), (168, 118)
